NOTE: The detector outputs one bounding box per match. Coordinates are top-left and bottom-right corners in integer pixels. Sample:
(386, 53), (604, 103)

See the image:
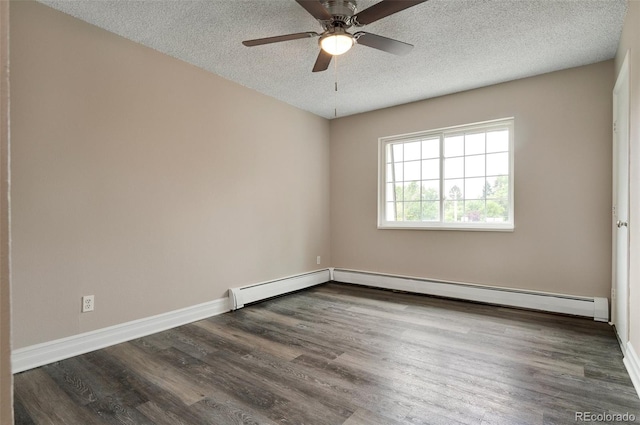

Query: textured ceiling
(38, 0), (627, 119)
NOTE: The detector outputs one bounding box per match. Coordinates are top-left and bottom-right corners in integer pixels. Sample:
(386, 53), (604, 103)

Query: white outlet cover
(82, 295), (95, 313)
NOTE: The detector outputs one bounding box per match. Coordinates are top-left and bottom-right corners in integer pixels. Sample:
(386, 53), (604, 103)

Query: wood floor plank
(290, 353), (415, 423)
(40, 358), (100, 406)
(335, 350), (553, 423)
(104, 342), (206, 406)
(128, 340), (327, 425)
(189, 398), (279, 425)
(346, 304), (473, 334)
(216, 309), (346, 360)
(14, 369), (110, 425)
(135, 401), (193, 425)
(83, 349), (224, 424)
(191, 316), (304, 361)
(198, 351), (354, 425)
(401, 327), (587, 377)
(329, 352), (489, 425)
(12, 396), (36, 425)
(13, 282), (640, 425)
(85, 390), (156, 425)
(341, 407), (406, 425)
(38, 356), (155, 425)
(208, 349), (358, 420)
(241, 304), (412, 361)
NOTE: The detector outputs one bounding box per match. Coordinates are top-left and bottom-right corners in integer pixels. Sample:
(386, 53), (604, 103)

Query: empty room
(2, 0), (640, 424)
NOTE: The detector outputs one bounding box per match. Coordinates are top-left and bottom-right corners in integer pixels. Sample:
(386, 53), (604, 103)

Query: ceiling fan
(242, 0), (428, 72)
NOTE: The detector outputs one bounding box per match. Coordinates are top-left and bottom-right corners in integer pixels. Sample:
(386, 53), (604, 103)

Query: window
(378, 118), (514, 230)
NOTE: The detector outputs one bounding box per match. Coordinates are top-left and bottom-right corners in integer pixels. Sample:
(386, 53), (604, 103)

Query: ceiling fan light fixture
(320, 30), (354, 56)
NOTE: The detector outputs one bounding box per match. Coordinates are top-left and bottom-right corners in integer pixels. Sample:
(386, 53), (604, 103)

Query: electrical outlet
(82, 295), (95, 313)
(317, 256), (321, 265)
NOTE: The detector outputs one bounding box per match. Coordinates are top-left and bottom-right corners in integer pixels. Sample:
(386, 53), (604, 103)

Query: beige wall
(10, 1), (331, 349)
(1, 1), (13, 423)
(330, 61), (614, 299)
(616, 0), (640, 354)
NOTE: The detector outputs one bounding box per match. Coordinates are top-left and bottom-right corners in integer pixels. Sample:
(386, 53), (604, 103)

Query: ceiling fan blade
(353, 0), (429, 26)
(312, 49), (332, 72)
(355, 32), (413, 55)
(243, 32), (319, 47)
(295, 0), (333, 21)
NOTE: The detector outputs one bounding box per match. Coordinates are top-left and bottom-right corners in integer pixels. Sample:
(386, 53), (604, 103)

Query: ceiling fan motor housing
(320, 0), (357, 27)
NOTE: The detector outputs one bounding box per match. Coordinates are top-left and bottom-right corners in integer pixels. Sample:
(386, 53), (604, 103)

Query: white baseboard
(624, 341), (640, 399)
(12, 297), (229, 373)
(229, 269), (330, 310)
(333, 269), (608, 321)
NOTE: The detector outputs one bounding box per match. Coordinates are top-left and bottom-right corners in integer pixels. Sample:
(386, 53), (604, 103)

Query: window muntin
(378, 119), (514, 230)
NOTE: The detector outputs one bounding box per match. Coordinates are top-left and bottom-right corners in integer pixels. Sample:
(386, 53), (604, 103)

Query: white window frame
(378, 118), (515, 231)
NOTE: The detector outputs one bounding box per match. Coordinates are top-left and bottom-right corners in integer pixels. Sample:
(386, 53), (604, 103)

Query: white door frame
(612, 51), (630, 353)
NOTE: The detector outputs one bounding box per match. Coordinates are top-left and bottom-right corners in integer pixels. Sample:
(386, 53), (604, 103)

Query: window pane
(487, 152), (509, 175)
(464, 177), (486, 200)
(386, 183), (395, 201)
(404, 160), (421, 181)
(386, 164), (393, 182)
(403, 202), (421, 221)
(404, 141), (421, 161)
(386, 202), (397, 221)
(422, 201), (440, 221)
(486, 198), (508, 222)
(465, 132), (485, 155)
(403, 181), (421, 201)
(395, 202), (404, 221)
(392, 143), (403, 162)
(464, 200), (486, 222)
(485, 175), (509, 199)
(394, 183), (403, 201)
(393, 163), (404, 181)
(444, 157), (464, 179)
(421, 180), (440, 200)
(487, 130), (509, 153)
(444, 135), (464, 157)
(421, 159), (439, 180)
(444, 179), (464, 200)
(422, 138), (439, 159)
(444, 199), (464, 222)
(465, 154), (485, 177)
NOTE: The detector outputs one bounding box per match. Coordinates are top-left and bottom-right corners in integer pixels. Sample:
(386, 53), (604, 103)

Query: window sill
(377, 223), (514, 232)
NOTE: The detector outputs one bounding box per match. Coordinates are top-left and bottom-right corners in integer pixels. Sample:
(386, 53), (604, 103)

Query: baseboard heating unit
(229, 269), (330, 310)
(332, 269), (609, 322)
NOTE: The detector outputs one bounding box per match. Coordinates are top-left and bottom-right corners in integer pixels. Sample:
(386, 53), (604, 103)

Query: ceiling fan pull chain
(334, 55), (339, 118)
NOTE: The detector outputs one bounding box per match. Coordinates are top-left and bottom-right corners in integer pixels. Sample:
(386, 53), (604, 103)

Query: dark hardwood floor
(13, 282), (640, 425)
